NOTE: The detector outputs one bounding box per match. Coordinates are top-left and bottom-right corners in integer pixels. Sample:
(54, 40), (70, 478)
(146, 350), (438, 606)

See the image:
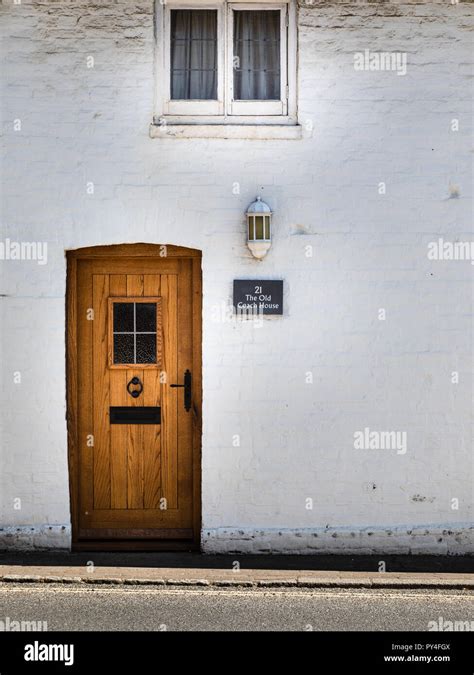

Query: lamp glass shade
(255, 216), (264, 240)
(248, 216), (254, 241)
(246, 196), (272, 258)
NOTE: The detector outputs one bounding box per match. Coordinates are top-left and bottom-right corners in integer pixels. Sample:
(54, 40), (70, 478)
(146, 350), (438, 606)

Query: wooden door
(67, 245), (201, 550)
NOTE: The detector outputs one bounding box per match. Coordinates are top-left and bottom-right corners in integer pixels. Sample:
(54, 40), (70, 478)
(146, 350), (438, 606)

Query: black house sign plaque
(233, 280), (283, 315)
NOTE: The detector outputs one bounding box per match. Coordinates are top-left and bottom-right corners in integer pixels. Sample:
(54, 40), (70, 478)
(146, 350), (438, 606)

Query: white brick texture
(0, 0), (472, 553)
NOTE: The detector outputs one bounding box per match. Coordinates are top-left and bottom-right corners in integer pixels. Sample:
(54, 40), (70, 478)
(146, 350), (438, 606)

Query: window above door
(151, 0), (301, 139)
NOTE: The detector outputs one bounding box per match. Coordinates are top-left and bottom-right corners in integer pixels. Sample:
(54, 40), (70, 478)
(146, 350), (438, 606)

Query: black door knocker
(127, 376), (143, 399)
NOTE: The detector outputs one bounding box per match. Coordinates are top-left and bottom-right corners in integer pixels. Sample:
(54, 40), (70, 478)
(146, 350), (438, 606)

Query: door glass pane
(136, 303), (156, 332)
(113, 334), (134, 364)
(171, 10), (218, 100)
(112, 301), (158, 365)
(233, 10), (280, 101)
(136, 334), (157, 364)
(113, 302), (134, 332)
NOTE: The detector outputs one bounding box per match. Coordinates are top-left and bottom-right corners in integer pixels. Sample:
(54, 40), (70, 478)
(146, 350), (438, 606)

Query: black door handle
(170, 369), (192, 412)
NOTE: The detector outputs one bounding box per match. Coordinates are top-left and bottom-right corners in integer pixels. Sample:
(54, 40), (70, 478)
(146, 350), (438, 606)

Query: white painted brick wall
(0, 0), (472, 553)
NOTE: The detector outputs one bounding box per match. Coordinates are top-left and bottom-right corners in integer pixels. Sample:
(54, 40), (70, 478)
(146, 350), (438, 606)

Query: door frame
(66, 243), (202, 551)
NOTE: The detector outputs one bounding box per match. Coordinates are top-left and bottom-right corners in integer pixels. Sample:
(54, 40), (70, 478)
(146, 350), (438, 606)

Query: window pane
(136, 334), (157, 364)
(233, 10), (280, 101)
(114, 334), (134, 364)
(136, 303), (156, 332)
(113, 303), (134, 332)
(171, 10), (218, 100)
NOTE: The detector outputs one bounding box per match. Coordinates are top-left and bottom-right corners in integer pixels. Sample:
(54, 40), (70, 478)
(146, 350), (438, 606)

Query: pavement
(0, 552), (472, 588)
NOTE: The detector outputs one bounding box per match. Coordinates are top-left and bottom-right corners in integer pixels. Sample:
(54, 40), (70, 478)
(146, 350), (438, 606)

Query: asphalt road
(0, 584), (473, 631)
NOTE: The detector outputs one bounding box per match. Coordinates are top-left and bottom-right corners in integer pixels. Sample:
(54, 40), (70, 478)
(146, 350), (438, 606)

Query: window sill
(149, 123), (302, 140)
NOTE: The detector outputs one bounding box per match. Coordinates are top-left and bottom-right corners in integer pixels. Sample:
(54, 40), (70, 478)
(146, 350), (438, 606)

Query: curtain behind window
(233, 10), (280, 101)
(170, 10), (217, 100)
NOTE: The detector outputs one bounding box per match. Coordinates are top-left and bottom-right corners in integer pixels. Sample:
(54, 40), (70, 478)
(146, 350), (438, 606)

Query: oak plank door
(68, 247), (201, 549)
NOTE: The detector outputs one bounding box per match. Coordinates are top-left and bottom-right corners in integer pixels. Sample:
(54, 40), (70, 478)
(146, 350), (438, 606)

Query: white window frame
(163, 3), (225, 115)
(154, 0), (297, 125)
(227, 3), (287, 116)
